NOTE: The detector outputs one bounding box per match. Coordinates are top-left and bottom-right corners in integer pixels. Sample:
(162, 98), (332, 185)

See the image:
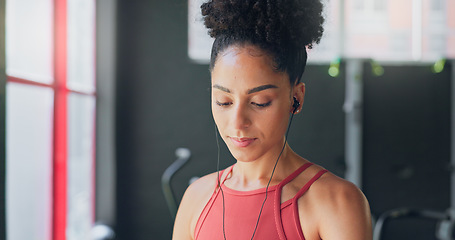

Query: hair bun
(201, 0), (324, 49)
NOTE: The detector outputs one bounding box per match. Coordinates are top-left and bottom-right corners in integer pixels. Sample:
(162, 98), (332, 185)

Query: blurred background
(0, 0), (453, 239)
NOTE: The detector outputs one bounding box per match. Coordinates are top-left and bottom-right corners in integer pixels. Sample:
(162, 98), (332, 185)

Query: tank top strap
(294, 169), (328, 200)
(215, 165), (234, 193)
(195, 166), (234, 239)
(278, 162), (314, 188)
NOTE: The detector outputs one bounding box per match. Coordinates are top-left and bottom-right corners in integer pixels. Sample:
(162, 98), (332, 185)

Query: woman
(173, 0), (372, 239)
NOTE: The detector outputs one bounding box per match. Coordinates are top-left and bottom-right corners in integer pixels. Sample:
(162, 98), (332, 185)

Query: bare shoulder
(311, 171), (368, 209)
(185, 171), (219, 202)
(299, 169), (372, 240)
(172, 170), (221, 240)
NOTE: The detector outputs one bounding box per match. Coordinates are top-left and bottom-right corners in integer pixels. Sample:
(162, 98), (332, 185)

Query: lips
(229, 137), (257, 148)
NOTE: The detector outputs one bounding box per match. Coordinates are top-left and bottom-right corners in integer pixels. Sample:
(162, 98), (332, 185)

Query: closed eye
(216, 101), (232, 107)
(252, 101), (271, 108)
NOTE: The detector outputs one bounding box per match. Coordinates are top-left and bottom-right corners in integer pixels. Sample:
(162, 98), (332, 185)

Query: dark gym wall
(114, 1), (345, 239)
(363, 63), (451, 239)
(115, 2), (216, 239)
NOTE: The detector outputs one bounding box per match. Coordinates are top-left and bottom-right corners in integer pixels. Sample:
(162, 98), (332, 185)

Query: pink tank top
(194, 163), (328, 240)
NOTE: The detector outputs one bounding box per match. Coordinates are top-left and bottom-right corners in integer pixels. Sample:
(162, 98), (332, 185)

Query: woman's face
(211, 45), (303, 163)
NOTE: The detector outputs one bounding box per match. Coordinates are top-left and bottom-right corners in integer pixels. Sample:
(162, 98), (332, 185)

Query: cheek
(212, 108), (231, 144)
(260, 107), (290, 135)
(211, 94), (219, 122)
(211, 105), (225, 129)
(266, 113), (287, 130)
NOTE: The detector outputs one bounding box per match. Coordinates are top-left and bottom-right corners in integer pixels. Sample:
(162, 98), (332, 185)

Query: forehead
(211, 46), (289, 91)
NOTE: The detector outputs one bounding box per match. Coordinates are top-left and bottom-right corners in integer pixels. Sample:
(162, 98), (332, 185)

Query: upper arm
(172, 187), (193, 240)
(172, 184), (196, 240)
(317, 180), (372, 240)
(172, 173), (218, 240)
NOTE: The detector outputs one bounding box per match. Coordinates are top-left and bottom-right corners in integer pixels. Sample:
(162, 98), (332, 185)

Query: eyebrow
(212, 84), (231, 93)
(212, 84), (278, 94)
(247, 84), (278, 94)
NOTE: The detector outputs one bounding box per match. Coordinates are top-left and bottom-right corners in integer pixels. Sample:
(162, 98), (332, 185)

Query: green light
(328, 66), (339, 77)
(432, 59), (445, 73)
(370, 60), (384, 77)
(328, 58), (340, 78)
(372, 65), (384, 76)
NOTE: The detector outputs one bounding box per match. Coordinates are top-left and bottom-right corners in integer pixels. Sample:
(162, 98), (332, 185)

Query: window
(5, 0), (96, 239)
(431, 0), (443, 11)
(188, 0), (455, 63)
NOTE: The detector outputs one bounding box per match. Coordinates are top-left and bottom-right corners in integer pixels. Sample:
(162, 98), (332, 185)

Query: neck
(229, 144), (301, 190)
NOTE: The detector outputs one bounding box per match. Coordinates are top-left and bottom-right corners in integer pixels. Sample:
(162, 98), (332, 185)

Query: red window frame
(6, 0), (96, 239)
(53, 0), (68, 239)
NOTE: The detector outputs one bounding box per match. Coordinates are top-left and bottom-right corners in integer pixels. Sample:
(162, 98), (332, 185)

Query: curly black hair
(201, 0), (324, 85)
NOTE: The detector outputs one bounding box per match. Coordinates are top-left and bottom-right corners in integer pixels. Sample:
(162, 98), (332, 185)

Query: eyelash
(215, 101), (271, 108)
(216, 101), (232, 107)
(254, 101), (271, 107)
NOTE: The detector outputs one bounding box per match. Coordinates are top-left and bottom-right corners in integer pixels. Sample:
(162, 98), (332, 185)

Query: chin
(228, 147), (261, 163)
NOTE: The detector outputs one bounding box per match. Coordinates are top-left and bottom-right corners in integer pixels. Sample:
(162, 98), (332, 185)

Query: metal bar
(95, 0), (118, 228)
(343, 59), (363, 188)
(161, 148), (191, 219)
(451, 60), (455, 221)
(373, 208), (449, 240)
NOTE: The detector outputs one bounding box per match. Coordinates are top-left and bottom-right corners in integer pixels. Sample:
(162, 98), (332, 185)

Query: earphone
(292, 97), (300, 114)
(215, 96), (300, 240)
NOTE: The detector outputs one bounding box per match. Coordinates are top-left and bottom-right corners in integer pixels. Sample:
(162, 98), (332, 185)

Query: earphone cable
(215, 125), (227, 240)
(215, 111), (296, 240)
(250, 112), (295, 240)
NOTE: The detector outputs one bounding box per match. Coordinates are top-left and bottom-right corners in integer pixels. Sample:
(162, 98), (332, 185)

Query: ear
(291, 82), (305, 113)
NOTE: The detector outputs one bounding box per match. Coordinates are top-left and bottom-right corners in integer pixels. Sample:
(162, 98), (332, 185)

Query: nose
(232, 103), (251, 130)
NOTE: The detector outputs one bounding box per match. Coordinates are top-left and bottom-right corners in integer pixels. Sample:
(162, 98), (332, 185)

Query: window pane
(373, 0), (386, 11)
(188, 0), (214, 63)
(5, 0), (54, 83)
(6, 82), (54, 240)
(67, 93), (95, 240)
(67, 0), (96, 92)
(353, 0), (364, 10)
(431, 0), (443, 10)
(345, 0), (411, 60)
(448, 0), (455, 58)
(422, 0), (448, 60)
(307, 0), (341, 62)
